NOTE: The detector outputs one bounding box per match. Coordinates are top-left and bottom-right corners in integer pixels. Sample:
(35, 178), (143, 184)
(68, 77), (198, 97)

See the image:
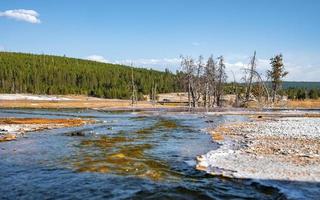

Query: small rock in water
(65, 131), (86, 137)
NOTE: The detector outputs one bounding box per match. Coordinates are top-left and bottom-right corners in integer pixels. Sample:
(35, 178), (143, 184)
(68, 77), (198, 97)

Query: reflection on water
(0, 109), (286, 199)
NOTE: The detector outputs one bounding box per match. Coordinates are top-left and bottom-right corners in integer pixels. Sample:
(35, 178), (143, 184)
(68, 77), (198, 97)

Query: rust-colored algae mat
(65, 118), (184, 181)
(0, 118), (94, 142)
(0, 118), (91, 126)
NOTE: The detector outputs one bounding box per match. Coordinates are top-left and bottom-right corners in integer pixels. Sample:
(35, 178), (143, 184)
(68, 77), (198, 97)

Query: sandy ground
(0, 94), (179, 109)
(197, 118), (320, 180)
(196, 116), (320, 198)
(0, 118), (93, 142)
(0, 94), (319, 111)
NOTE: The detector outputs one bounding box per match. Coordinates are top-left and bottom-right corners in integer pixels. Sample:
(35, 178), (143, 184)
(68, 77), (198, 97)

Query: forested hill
(0, 52), (182, 99)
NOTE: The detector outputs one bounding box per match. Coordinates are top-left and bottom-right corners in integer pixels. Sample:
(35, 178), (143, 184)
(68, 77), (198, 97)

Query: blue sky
(0, 0), (319, 81)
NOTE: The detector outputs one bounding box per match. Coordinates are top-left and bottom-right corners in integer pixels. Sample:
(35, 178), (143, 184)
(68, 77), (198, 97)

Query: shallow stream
(0, 109), (285, 199)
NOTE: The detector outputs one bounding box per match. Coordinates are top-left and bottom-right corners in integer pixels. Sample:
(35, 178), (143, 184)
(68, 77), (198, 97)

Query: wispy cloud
(225, 55), (320, 82)
(225, 58), (270, 82)
(0, 9), (41, 24)
(84, 54), (319, 81)
(114, 58), (181, 71)
(115, 58), (181, 66)
(86, 55), (110, 63)
(85, 56), (181, 71)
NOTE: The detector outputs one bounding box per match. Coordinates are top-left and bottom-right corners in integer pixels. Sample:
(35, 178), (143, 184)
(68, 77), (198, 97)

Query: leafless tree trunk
(131, 66), (137, 106)
(180, 55), (196, 109)
(245, 51), (256, 102)
(231, 70), (240, 107)
(193, 55), (204, 107)
(204, 55), (217, 108)
(243, 68), (270, 105)
(216, 56), (227, 107)
(151, 82), (157, 106)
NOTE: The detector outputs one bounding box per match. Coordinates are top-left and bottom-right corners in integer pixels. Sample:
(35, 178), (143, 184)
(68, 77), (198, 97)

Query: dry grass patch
(286, 99), (320, 108)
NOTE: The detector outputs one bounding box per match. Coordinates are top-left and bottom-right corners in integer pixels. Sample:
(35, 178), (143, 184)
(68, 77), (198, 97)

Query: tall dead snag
(194, 55), (204, 107)
(242, 68), (270, 105)
(151, 82), (157, 106)
(245, 51), (257, 102)
(216, 56), (227, 107)
(180, 56), (195, 109)
(131, 66), (137, 106)
(204, 55), (217, 109)
(231, 70), (240, 107)
(242, 52), (270, 107)
(267, 54), (288, 103)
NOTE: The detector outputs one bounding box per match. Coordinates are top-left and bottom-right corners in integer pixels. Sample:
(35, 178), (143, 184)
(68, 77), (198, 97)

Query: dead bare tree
(204, 55), (217, 109)
(241, 51), (273, 107)
(180, 55), (195, 109)
(216, 56), (227, 107)
(194, 55), (204, 107)
(245, 51), (257, 102)
(151, 82), (157, 106)
(242, 68), (270, 106)
(131, 65), (137, 106)
(180, 55), (229, 109)
(230, 70), (240, 107)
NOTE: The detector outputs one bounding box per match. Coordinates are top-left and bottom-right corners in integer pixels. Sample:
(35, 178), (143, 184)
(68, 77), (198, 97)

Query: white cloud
(0, 9), (41, 24)
(86, 55), (110, 63)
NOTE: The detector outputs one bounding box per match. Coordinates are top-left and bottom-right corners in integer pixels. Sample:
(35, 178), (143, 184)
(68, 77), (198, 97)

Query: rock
(65, 131), (86, 137)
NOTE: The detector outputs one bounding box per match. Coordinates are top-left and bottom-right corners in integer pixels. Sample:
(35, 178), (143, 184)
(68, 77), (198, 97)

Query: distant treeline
(284, 87), (320, 100)
(266, 81), (320, 100)
(0, 52), (182, 99)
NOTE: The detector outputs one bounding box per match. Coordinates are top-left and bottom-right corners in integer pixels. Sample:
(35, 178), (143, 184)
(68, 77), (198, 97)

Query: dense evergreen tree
(285, 87), (319, 100)
(0, 52), (182, 99)
(267, 54), (288, 102)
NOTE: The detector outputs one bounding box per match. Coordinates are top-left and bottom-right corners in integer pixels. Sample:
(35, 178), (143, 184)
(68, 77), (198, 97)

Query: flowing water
(0, 109), (285, 199)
